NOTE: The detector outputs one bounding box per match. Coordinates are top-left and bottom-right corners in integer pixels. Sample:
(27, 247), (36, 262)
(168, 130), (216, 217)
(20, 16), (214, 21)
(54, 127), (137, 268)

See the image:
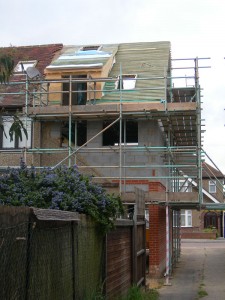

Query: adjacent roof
(0, 44), (63, 107)
(202, 162), (224, 179)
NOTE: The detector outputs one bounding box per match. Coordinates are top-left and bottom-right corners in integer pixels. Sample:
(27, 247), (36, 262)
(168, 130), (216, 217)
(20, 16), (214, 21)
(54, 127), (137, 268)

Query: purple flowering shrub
(0, 162), (124, 232)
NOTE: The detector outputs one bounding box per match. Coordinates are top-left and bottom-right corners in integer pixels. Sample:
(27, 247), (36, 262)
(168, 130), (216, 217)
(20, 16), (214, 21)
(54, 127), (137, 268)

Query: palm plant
(0, 53), (28, 141)
(0, 54), (14, 83)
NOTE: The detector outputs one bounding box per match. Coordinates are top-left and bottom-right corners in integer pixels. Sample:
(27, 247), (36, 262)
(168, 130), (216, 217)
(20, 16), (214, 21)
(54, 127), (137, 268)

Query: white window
(209, 180), (216, 193)
(2, 119), (15, 148)
(80, 45), (101, 51)
(1, 117), (32, 149)
(116, 74), (137, 90)
(179, 180), (192, 192)
(14, 60), (37, 73)
(181, 209), (192, 227)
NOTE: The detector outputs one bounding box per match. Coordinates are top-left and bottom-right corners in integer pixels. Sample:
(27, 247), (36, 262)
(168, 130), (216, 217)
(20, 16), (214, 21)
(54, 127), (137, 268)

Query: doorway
(204, 211), (218, 229)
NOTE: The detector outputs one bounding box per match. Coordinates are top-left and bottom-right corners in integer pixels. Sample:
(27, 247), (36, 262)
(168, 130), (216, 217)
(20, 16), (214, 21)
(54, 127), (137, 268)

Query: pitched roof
(0, 44), (63, 107)
(101, 41), (171, 103)
(46, 41), (171, 103)
(202, 162), (224, 179)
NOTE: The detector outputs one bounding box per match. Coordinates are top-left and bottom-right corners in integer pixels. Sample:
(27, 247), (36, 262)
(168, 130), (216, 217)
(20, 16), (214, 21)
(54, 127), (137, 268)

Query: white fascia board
(58, 54), (111, 60)
(46, 63), (103, 70)
(184, 176), (220, 203)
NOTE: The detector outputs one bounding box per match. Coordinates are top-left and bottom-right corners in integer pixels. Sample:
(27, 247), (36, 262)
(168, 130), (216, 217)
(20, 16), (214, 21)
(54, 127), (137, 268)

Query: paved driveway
(158, 239), (225, 300)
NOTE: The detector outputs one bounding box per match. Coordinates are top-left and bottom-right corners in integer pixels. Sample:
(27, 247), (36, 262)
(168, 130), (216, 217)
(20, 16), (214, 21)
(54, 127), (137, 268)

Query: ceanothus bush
(0, 159), (124, 232)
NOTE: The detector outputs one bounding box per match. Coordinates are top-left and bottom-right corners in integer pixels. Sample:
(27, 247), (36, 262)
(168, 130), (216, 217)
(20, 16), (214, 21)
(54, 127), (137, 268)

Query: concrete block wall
(2, 117), (168, 181)
(82, 119), (167, 186)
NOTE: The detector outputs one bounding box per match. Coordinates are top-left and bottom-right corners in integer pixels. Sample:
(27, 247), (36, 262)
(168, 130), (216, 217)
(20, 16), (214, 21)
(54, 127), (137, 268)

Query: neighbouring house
(0, 44), (63, 167)
(180, 162), (225, 239)
(1, 41), (215, 279)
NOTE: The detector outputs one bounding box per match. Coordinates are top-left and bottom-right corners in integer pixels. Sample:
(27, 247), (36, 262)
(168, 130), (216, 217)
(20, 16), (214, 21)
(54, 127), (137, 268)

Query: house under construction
(0, 41), (224, 278)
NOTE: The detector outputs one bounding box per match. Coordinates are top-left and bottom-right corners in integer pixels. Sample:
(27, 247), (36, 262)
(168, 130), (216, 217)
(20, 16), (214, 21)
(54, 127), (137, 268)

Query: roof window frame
(14, 60), (38, 74)
(115, 74), (137, 90)
(80, 45), (102, 52)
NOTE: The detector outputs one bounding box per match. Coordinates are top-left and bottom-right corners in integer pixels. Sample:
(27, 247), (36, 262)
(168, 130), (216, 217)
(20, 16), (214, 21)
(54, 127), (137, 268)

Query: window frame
(102, 119), (138, 146)
(0, 116), (32, 149)
(179, 180), (192, 192)
(80, 45), (101, 51)
(181, 209), (192, 227)
(115, 74), (137, 90)
(209, 180), (216, 193)
(61, 120), (87, 147)
(14, 60), (37, 73)
(62, 75), (87, 106)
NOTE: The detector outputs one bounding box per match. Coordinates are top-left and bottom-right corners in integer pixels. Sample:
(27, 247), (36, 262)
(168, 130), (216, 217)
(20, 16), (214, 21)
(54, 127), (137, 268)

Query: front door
(204, 212), (218, 229)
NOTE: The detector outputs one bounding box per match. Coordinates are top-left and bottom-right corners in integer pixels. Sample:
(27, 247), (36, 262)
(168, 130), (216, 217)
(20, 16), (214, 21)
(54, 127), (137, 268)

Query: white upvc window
(179, 180), (192, 192)
(14, 60), (37, 73)
(181, 209), (192, 227)
(116, 74), (137, 90)
(209, 180), (216, 193)
(1, 117), (32, 149)
(2, 118), (14, 148)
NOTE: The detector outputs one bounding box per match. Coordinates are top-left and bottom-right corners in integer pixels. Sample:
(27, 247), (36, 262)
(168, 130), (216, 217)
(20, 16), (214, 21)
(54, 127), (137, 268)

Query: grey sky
(1, 0), (225, 172)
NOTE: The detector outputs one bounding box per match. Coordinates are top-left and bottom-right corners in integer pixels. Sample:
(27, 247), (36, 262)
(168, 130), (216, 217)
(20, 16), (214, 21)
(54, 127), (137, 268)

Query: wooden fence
(0, 206), (146, 300)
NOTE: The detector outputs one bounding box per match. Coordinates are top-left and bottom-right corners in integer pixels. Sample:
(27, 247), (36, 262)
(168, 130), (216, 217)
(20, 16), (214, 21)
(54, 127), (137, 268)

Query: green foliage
(0, 54), (14, 83)
(0, 52), (28, 142)
(0, 162), (124, 233)
(198, 289), (208, 298)
(8, 115), (28, 141)
(119, 286), (159, 300)
(0, 114), (28, 143)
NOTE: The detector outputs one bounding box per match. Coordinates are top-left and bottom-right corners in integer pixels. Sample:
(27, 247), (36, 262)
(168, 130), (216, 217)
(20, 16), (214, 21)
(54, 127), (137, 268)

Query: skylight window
(14, 60), (37, 73)
(81, 45), (101, 51)
(116, 74), (137, 90)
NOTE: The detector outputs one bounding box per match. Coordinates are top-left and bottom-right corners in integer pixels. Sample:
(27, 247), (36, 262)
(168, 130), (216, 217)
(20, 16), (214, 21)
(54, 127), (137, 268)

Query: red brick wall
(148, 205), (167, 278)
(149, 182), (166, 192)
(111, 180), (166, 192)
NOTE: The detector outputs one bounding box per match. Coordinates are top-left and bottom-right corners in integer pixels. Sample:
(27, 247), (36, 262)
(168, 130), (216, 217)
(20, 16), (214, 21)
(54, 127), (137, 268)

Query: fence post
(25, 220), (31, 300)
(132, 204), (137, 284)
(103, 234), (107, 298)
(71, 221), (75, 300)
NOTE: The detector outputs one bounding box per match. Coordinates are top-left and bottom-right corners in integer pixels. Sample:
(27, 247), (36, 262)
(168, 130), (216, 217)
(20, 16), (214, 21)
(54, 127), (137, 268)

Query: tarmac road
(158, 239), (225, 300)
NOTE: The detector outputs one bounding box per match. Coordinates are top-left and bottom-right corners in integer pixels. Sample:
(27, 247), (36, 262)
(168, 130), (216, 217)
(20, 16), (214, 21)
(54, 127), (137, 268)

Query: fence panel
(106, 222), (133, 299)
(0, 207), (146, 300)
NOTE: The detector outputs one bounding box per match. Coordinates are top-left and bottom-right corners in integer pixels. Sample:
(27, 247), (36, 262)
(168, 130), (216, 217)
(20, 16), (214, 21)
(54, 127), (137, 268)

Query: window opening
(0, 116), (32, 149)
(62, 75), (87, 106)
(14, 60), (37, 73)
(209, 180), (216, 193)
(115, 74), (137, 90)
(179, 180), (192, 192)
(102, 120), (138, 146)
(81, 45), (101, 51)
(204, 212), (218, 229)
(61, 121), (87, 147)
(181, 209), (192, 227)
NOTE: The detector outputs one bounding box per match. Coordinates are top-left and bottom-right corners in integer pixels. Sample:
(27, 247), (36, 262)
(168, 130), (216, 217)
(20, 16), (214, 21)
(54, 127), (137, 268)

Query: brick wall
(149, 181), (166, 192)
(148, 205), (167, 278)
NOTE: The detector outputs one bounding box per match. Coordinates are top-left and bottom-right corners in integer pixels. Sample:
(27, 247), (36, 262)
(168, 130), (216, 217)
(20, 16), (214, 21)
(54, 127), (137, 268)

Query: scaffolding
(0, 57), (220, 204)
(1, 52), (224, 279)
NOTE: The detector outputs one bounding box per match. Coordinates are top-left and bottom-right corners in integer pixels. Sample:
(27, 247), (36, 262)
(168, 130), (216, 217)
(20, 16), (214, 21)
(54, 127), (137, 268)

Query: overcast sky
(1, 0), (225, 173)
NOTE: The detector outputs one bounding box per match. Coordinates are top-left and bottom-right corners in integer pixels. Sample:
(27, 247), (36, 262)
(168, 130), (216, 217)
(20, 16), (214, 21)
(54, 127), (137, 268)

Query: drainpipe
(68, 75), (72, 167)
(165, 128), (171, 286)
